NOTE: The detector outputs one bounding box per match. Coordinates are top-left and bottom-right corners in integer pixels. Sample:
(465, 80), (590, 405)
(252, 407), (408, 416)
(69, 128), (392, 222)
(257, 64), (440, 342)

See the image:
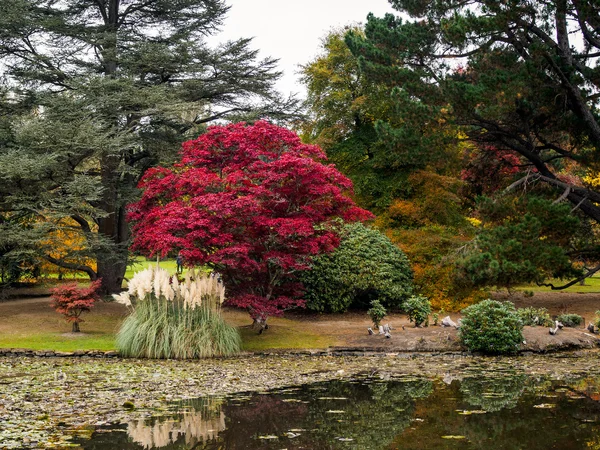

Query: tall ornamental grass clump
(113, 267), (241, 359)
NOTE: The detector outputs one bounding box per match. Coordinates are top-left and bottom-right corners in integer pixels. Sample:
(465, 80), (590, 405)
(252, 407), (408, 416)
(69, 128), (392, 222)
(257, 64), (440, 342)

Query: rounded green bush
(459, 299), (523, 354)
(300, 223), (413, 312)
(517, 306), (552, 327)
(404, 295), (431, 327)
(557, 313), (583, 328)
(367, 300), (387, 328)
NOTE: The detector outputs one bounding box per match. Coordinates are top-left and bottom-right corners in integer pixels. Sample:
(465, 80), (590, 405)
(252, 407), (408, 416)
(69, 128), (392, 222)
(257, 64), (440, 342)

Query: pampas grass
(114, 267), (240, 359)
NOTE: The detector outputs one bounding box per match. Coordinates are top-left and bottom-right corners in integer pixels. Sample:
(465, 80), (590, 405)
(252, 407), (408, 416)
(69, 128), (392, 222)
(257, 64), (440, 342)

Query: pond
(78, 374), (600, 449)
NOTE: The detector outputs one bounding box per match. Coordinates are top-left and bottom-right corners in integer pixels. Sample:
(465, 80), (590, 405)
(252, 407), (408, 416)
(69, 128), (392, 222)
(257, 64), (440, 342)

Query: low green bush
(517, 307), (552, 327)
(300, 223), (413, 312)
(557, 313), (583, 328)
(459, 300), (523, 354)
(404, 295), (431, 327)
(367, 300), (387, 328)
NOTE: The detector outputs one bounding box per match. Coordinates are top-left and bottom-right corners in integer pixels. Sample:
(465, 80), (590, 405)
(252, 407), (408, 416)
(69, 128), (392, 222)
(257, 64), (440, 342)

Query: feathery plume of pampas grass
(116, 265), (237, 359)
(112, 291), (132, 307)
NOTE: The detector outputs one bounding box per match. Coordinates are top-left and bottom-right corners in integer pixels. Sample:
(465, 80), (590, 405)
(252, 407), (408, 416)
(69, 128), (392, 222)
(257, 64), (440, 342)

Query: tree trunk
(252, 317), (269, 334)
(97, 255), (127, 294)
(72, 322), (80, 333)
(96, 155), (129, 294)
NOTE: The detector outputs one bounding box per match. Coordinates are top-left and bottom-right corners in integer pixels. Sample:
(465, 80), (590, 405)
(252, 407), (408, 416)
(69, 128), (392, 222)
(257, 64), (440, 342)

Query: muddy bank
(342, 324), (600, 353)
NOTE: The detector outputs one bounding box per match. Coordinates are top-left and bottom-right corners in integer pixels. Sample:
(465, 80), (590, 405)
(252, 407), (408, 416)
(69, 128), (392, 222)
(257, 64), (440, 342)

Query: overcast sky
(210, 0), (395, 99)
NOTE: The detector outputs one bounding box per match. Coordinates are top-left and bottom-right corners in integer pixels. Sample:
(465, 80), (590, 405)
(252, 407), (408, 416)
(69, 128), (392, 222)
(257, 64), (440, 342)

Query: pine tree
(345, 0), (600, 288)
(0, 0), (298, 292)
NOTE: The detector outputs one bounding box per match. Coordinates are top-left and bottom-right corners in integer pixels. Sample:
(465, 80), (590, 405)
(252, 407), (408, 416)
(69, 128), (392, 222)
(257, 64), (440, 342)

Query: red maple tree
(50, 279), (101, 332)
(128, 121), (372, 328)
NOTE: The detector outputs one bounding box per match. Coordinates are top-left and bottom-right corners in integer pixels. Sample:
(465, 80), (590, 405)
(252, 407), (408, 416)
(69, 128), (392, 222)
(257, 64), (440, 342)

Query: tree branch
(44, 255), (98, 280)
(537, 264), (600, 290)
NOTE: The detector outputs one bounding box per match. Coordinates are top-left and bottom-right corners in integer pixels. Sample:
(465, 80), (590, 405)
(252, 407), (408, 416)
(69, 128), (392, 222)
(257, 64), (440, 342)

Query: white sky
(210, 0), (395, 99)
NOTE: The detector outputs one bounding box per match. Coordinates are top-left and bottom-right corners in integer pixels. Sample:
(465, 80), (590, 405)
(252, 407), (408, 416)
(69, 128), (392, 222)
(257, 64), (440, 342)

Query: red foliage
(461, 145), (521, 198)
(128, 121), (372, 320)
(50, 279), (101, 329)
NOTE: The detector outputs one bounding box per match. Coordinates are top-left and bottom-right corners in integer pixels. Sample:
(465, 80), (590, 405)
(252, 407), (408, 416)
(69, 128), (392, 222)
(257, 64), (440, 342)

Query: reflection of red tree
(225, 394), (308, 424)
(461, 145), (521, 198)
(221, 394), (309, 448)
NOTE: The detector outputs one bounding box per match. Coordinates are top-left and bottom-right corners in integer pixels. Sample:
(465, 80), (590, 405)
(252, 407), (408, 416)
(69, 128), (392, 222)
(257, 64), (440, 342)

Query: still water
(79, 375), (600, 449)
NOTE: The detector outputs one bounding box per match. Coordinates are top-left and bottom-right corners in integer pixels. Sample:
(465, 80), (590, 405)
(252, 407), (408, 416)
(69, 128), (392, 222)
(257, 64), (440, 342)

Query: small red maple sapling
(50, 279), (102, 332)
(128, 121), (373, 331)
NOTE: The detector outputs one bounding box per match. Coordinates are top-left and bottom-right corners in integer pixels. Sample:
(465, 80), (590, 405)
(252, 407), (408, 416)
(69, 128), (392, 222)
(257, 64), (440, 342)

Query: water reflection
(81, 375), (600, 449)
(460, 374), (528, 412)
(127, 399), (225, 449)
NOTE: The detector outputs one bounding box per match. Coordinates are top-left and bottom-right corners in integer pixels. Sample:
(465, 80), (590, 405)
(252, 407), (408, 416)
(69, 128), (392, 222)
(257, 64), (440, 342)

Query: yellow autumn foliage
(38, 218), (96, 276)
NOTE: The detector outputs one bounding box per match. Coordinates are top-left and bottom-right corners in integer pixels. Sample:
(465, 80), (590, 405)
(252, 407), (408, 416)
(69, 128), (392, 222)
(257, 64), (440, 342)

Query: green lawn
(0, 297), (336, 353)
(38, 257), (183, 285)
(0, 333), (117, 352)
(124, 257), (182, 280)
(518, 276), (600, 293)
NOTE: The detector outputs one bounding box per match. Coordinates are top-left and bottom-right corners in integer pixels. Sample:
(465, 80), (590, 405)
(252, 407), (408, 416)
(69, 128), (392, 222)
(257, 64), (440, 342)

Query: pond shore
(3, 351), (600, 449)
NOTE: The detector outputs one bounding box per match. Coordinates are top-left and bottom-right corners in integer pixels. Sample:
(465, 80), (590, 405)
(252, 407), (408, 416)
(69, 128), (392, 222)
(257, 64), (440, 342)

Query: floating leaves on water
(284, 431), (301, 438)
(482, 392), (505, 398)
(533, 403), (556, 408)
(441, 435), (466, 439)
(456, 410), (487, 415)
(5, 354), (600, 449)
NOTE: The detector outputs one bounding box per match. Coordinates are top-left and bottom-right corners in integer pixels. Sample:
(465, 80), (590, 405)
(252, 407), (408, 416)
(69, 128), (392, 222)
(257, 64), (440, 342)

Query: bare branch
(537, 264), (600, 290)
(44, 255), (98, 280)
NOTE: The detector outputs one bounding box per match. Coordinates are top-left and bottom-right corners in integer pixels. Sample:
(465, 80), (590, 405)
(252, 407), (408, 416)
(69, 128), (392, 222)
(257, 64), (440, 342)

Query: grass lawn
(37, 257), (183, 285)
(0, 297), (337, 352)
(518, 275), (600, 293)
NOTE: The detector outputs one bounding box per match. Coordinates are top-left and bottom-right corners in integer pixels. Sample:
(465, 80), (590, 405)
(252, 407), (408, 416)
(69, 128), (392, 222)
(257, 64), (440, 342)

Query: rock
(367, 328), (374, 335)
(10, 348), (28, 355)
(441, 316), (458, 328)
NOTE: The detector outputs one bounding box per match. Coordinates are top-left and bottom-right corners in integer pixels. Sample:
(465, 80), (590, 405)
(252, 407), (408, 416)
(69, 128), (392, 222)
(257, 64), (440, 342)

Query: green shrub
(459, 299), (523, 354)
(300, 223), (413, 312)
(114, 267), (241, 358)
(594, 311), (600, 329)
(404, 295), (431, 327)
(517, 307), (552, 327)
(367, 300), (387, 328)
(557, 313), (583, 328)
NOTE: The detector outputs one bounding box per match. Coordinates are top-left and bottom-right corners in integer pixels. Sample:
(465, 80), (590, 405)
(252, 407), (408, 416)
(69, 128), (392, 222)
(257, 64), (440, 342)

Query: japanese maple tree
(128, 121), (372, 329)
(50, 279), (101, 332)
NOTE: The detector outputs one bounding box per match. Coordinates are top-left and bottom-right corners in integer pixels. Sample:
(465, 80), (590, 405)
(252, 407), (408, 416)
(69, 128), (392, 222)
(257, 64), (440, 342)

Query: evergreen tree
(345, 0), (600, 289)
(0, 0), (298, 292)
